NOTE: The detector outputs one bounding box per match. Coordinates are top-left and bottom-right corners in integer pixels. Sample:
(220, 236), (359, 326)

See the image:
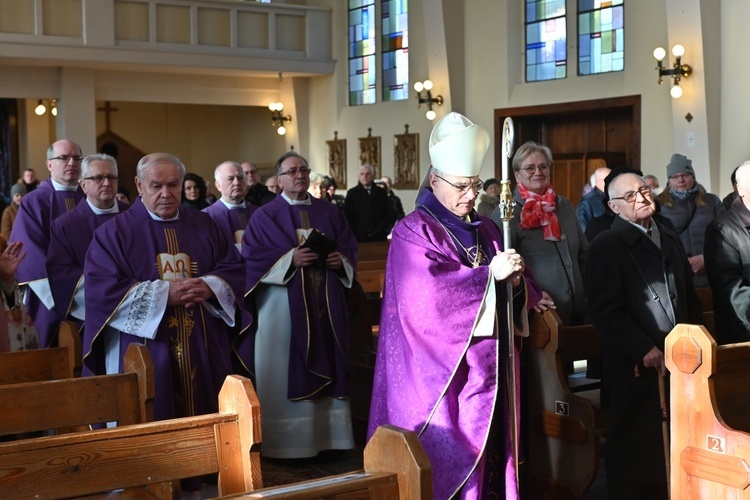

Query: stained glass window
(578, 0), (624, 75)
(349, 0), (377, 106)
(381, 0), (408, 102)
(525, 0), (567, 82)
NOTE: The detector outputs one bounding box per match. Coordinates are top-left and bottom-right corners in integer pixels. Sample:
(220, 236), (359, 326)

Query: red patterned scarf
(517, 183), (561, 241)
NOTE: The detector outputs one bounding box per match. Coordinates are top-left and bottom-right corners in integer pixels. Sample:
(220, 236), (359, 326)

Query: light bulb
(426, 109), (437, 121)
(672, 44), (685, 58)
(670, 85), (683, 99)
(423, 80), (433, 91)
(34, 101), (46, 116)
(653, 47), (666, 61)
(413, 81), (423, 92)
(277, 126), (286, 135)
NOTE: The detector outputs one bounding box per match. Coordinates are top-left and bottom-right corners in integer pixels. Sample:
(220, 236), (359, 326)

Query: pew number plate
(555, 400), (569, 416)
(706, 434), (725, 454)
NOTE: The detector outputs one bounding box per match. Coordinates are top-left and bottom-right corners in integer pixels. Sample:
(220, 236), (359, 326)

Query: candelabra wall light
(413, 80), (443, 120)
(34, 98), (58, 116)
(653, 44), (692, 99)
(268, 102), (292, 136)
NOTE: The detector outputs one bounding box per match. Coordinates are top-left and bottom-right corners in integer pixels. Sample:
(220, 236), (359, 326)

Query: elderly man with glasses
(47, 153), (128, 333)
(584, 172), (704, 499)
(369, 113), (533, 499)
(241, 150), (358, 459)
(10, 139), (86, 347)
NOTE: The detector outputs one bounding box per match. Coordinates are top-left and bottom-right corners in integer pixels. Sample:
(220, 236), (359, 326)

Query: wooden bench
(0, 320), (81, 384)
(666, 323), (750, 498)
(527, 309), (607, 499)
(0, 342), (153, 437)
(0, 374), (262, 499)
(349, 241), (389, 445)
(218, 424), (431, 499)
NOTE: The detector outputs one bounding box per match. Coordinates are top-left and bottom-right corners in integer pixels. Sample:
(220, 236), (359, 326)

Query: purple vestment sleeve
(10, 180), (85, 346)
(368, 197), (525, 499)
(82, 198), (247, 420)
(242, 196), (357, 399)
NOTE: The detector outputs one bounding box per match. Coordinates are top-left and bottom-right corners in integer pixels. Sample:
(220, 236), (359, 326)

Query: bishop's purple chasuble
(368, 188), (526, 499)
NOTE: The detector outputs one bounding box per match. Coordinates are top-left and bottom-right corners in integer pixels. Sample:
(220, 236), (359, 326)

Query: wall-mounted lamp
(653, 45), (692, 99)
(34, 98), (58, 116)
(413, 80), (443, 120)
(269, 102), (292, 136)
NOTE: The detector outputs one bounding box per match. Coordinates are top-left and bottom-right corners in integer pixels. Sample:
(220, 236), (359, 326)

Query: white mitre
(416, 112), (491, 201)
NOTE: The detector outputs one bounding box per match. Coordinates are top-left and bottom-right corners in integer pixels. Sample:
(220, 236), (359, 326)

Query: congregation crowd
(2, 113), (749, 498)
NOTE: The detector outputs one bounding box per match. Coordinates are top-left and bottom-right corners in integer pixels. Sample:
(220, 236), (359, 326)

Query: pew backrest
(0, 320), (80, 384)
(0, 374), (262, 499)
(219, 425), (431, 500)
(0, 342), (153, 436)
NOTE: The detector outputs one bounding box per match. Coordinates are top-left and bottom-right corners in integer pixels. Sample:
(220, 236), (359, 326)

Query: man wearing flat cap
(655, 153), (724, 287)
(368, 112), (531, 499)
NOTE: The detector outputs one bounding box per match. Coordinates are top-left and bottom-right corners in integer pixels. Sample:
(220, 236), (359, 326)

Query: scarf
(517, 183), (561, 241)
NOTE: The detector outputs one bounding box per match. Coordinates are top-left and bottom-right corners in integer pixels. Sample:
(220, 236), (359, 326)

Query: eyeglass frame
(517, 163), (551, 175)
(49, 155), (84, 163)
(434, 174), (484, 194)
(277, 167), (312, 177)
(610, 185), (653, 203)
(81, 175), (119, 183)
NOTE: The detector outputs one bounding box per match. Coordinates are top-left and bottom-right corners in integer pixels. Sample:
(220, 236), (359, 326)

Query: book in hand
(299, 229), (337, 267)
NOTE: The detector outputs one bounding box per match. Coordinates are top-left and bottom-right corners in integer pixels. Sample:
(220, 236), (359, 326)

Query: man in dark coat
(705, 160), (750, 344)
(344, 164), (393, 241)
(584, 172), (704, 499)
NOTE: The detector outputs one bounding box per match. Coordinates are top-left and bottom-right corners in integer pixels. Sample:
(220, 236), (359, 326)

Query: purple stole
(242, 195), (357, 400)
(47, 199), (128, 327)
(368, 188), (521, 499)
(10, 180), (84, 347)
(82, 198), (246, 421)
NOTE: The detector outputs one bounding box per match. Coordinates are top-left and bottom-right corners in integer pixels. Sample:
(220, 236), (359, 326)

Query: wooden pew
(349, 241), (389, 445)
(0, 320), (81, 384)
(219, 425), (431, 499)
(527, 309), (606, 500)
(0, 374), (262, 499)
(0, 342), (153, 436)
(666, 323), (750, 498)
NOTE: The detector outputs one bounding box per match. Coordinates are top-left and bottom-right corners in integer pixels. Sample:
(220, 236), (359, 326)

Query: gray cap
(10, 184), (26, 197)
(666, 153), (695, 179)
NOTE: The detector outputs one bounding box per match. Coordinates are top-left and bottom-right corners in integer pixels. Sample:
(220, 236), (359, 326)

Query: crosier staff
(498, 117), (518, 487)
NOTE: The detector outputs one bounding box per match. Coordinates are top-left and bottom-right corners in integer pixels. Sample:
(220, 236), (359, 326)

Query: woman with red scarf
(492, 141), (587, 326)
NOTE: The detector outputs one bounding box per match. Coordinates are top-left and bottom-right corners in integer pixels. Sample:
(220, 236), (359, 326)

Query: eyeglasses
(50, 155), (83, 163)
(518, 163), (550, 175)
(435, 174), (483, 194)
(610, 186), (652, 203)
(82, 175), (118, 183)
(278, 167), (311, 177)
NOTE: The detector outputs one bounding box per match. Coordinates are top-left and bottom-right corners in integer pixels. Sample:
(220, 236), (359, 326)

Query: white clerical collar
(281, 192), (311, 205)
(51, 179), (79, 192)
(220, 198), (247, 210)
(86, 199), (120, 215)
(143, 204), (180, 221)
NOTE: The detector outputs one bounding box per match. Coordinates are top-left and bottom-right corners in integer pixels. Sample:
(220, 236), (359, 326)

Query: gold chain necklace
(422, 207), (487, 268)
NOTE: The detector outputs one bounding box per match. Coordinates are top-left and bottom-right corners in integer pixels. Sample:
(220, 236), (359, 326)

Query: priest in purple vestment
(242, 151), (358, 458)
(82, 153), (246, 429)
(203, 160), (256, 376)
(48, 154), (128, 330)
(368, 113), (530, 499)
(10, 139), (85, 347)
